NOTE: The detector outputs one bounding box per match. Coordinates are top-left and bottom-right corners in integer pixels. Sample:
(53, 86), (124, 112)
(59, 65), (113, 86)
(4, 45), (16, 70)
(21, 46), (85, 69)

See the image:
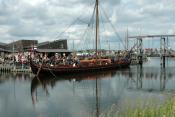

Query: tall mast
(95, 1), (100, 116)
(95, 0), (99, 58)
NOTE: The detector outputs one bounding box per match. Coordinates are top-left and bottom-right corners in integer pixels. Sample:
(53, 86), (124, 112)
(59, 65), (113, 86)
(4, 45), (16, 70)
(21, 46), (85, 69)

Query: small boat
(30, 0), (131, 76)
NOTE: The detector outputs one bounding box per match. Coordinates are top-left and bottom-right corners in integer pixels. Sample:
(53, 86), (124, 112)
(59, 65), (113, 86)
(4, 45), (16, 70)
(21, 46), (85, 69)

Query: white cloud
(22, 0), (47, 6)
(102, 31), (115, 37)
(0, 0), (174, 49)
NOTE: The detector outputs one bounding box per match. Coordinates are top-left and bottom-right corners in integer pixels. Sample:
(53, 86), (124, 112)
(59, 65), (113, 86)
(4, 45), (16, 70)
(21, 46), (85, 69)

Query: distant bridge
(128, 34), (175, 39)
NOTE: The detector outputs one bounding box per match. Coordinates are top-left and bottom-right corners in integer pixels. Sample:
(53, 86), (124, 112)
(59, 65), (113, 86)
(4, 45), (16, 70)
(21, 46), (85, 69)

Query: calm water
(1, 57), (175, 117)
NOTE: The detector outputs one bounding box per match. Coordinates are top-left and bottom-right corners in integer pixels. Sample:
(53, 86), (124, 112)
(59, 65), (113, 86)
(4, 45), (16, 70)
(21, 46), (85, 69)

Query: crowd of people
(0, 50), (130, 68)
(0, 52), (31, 69)
(31, 53), (80, 66)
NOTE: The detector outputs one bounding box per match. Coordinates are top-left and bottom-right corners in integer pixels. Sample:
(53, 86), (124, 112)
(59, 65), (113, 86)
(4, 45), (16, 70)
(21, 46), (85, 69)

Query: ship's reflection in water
(1, 58), (175, 117)
(30, 62), (175, 117)
(31, 71), (117, 117)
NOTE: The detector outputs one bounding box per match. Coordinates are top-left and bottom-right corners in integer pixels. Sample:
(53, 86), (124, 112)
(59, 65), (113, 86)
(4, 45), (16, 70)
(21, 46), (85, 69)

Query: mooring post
(166, 36), (169, 66)
(160, 37), (166, 68)
(137, 38), (143, 65)
(136, 64), (143, 89)
(160, 66), (166, 91)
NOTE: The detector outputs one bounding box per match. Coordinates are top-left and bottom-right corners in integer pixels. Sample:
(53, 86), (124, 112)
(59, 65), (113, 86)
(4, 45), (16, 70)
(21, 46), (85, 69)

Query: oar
(36, 59), (44, 77)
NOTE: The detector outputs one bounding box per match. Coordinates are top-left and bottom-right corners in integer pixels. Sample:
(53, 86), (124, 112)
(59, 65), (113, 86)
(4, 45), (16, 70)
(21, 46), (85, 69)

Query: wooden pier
(0, 65), (31, 73)
(11, 68), (32, 73)
(128, 34), (175, 68)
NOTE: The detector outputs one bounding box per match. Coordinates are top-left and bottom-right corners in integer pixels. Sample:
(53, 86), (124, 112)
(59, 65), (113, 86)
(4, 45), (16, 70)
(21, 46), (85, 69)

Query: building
(0, 42), (7, 50)
(37, 39), (67, 49)
(36, 39), (69, 57)
(0, 39), (68, 55)
(0, 42), (11, 57)
(6, 40), (38, 52)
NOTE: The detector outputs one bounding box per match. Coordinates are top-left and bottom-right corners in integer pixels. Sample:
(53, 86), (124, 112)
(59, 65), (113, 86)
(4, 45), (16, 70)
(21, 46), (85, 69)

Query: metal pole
(163, 37), (165, 68)
(127, 28), (129, 50)
(13, 40), (15, 70)
(125, 28), (129, 50)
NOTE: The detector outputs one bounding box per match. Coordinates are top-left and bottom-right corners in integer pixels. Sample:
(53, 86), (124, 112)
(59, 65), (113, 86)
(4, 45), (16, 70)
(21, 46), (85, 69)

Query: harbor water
(0, 57), (175, 117)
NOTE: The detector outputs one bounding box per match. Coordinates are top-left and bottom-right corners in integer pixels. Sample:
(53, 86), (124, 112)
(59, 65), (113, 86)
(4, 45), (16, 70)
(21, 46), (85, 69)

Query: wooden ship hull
(30, 59), (131, 76)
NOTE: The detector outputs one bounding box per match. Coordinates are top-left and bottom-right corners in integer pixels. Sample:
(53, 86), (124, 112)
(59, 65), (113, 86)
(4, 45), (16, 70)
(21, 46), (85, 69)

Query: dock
(0, 64), (31, 73)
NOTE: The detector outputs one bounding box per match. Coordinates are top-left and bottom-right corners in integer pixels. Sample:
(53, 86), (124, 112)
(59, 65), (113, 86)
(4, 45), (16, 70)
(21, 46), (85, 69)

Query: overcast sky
(0, 0), (175, 49)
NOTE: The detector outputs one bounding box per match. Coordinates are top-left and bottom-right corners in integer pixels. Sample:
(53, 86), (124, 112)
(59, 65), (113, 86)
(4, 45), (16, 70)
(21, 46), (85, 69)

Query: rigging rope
(99, 6), (109, 50)
(81, 2), (96, 50)
(55, 0), (95, 40)
(99, 4), (125, 49)
(55, 17), (80, 39)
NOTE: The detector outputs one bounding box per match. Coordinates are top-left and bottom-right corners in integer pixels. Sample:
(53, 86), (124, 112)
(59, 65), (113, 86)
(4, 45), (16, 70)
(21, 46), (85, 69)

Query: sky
(0, 0), (175, 50)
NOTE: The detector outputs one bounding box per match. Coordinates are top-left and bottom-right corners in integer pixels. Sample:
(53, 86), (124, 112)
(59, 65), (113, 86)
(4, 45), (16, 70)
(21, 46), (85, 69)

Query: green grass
(100, 97), (175, 117)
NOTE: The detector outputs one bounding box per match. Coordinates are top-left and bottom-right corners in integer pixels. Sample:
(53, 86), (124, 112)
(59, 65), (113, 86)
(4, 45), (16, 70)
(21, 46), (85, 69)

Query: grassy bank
(100, 97), (175, 117)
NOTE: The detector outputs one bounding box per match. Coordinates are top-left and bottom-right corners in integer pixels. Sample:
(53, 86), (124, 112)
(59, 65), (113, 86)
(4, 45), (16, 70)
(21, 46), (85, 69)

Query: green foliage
(100, 97), (175, 117)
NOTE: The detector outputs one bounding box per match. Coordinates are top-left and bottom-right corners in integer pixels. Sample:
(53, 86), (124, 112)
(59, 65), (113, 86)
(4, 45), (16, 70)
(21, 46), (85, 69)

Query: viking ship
(30, 0), (131, 76)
